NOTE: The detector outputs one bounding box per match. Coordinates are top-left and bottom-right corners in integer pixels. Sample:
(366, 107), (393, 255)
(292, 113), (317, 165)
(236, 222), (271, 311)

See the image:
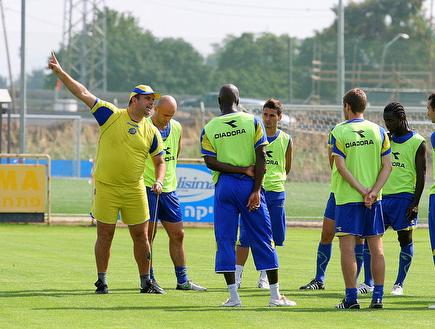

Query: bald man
(144, 95), (207, 292)
(200, 84), (295, 307)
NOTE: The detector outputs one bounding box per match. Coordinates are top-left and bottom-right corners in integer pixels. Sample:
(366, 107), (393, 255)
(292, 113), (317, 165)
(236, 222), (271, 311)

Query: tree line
(17, 0), (434, 104)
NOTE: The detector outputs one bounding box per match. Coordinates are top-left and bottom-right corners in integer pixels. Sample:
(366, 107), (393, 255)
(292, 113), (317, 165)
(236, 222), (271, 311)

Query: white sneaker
(222, 298), (241, 307)
(357, 282), (374, 294)
(269, 295), (297, 307)
(257, 278), (270, 289)
(391, 284), (403, 296)
(428, 304), (435, 309)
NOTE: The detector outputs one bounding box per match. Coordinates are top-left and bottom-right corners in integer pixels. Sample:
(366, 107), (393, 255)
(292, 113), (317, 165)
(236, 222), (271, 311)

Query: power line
(147, 0), (333, 19)
(4, 5), (62, 28)
(179, 0), (332, 12)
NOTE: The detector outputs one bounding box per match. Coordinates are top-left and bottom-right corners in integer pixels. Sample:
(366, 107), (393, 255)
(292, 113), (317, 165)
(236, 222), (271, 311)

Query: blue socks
(345, 288), (358, 303)
(150, 267), (155, 281)
(395, 242), (413, 286)
(363, 242), (374, 287)
(315, 243), (332, 282)
(372, 285), (384, 302)
(175, 266), (188, 285)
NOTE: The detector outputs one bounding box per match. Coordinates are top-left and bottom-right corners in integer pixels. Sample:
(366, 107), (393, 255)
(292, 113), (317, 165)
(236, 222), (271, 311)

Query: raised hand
(48, 51), (62, 73)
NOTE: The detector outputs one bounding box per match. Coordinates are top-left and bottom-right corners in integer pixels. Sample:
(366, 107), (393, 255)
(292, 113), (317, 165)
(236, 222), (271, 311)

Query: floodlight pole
(0, 0), (15, 153)
(378, 33), (410, 87)
(19, 0), (27, 154)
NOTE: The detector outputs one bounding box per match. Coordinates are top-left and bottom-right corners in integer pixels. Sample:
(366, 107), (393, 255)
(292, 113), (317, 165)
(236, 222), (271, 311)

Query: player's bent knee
(397, 230), (413, 247)
(321, 219), (335, 243)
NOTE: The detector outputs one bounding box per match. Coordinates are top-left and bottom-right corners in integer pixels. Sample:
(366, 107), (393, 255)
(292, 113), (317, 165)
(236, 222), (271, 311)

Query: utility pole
(19, 0), (26, 153)
(62, 0), (107, 93)
(429, 0), (433, 88)
(337, 0), (345, 104)
(0, 0), (16, 153)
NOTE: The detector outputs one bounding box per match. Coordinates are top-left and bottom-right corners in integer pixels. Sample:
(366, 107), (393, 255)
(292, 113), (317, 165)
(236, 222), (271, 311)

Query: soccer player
(331, 88), (392, 309)
(358, 102), (426, 296)
(144, 95), (207, 292)
(200, 84), (295, 307)
(235, 98), (293, 289)
(48, 52), (166, 294)
(300, 121), (366, 291)
(426, 93), (435, 310)
(299, 130), (338, 290)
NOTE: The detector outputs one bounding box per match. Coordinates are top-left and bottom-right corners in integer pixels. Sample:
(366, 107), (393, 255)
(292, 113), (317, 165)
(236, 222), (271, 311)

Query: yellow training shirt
(91, 99), (164, 186)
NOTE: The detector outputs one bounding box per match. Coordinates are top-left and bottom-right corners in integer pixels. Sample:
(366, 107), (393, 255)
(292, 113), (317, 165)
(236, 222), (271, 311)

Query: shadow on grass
(0, 287), (225, 298)
(32, 305), (432, 312)
(0, 289), (96, 298)
(389, 299), (435, 306)
(29, 305), (344, 313)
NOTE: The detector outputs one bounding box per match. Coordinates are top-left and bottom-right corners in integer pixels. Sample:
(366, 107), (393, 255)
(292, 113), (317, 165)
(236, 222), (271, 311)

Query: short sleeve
(254, 116), (268, 149)
(90, 98), (119, 127)
(200, 128), (216, 157)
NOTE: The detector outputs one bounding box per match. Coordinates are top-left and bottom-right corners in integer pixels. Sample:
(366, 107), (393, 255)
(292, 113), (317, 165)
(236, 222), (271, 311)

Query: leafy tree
(297, 0), (432, 102)
(46, 8), (210, 95)
(27, 69), (46, 90)
(209, 33), (295, 101)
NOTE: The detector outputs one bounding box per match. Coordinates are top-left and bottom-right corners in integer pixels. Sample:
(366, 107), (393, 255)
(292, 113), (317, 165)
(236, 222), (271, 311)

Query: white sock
(259, 270), (268, 281)
(228, 283), (239, 300)
(269, 283), (280, 300)
(235, 265), (244, 282)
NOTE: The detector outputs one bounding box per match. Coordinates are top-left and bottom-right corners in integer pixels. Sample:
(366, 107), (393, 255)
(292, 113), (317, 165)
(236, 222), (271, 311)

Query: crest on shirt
(128, 127), (137, 134)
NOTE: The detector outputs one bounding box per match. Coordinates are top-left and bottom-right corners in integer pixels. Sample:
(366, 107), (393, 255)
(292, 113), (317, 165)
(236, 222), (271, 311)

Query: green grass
(50, 178), (431, 221)
(51, 178), (93, 214)
(0, 225), (434, 328)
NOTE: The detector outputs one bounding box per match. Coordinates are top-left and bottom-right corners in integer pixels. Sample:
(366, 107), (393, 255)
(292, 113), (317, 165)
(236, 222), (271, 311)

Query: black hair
(384, 101), (409, 132)
(428, 93), (435, 109)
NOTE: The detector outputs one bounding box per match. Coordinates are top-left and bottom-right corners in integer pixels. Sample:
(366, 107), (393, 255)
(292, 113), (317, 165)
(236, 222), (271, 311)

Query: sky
(0, 0), (432, 80)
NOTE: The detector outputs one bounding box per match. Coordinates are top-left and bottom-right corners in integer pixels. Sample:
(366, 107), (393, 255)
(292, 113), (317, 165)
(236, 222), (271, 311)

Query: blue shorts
(382, 193), (417, 231)
(239, 191), (286, 247)
(323, 193), (336, 221)
(429, 194), (435, 254)
(335, 201), (385, 238)
(146, 187), (182, 223)
(214, 173), (278, 273)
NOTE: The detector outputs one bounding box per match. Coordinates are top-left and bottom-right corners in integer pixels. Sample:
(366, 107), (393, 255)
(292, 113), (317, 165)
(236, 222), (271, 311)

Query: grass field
(1, 225), (434, 328)
(51, 178), (432, 221)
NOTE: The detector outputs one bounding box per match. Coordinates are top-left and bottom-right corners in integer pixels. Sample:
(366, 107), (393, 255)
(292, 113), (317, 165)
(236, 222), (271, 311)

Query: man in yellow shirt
(48, 52), (166, 294)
